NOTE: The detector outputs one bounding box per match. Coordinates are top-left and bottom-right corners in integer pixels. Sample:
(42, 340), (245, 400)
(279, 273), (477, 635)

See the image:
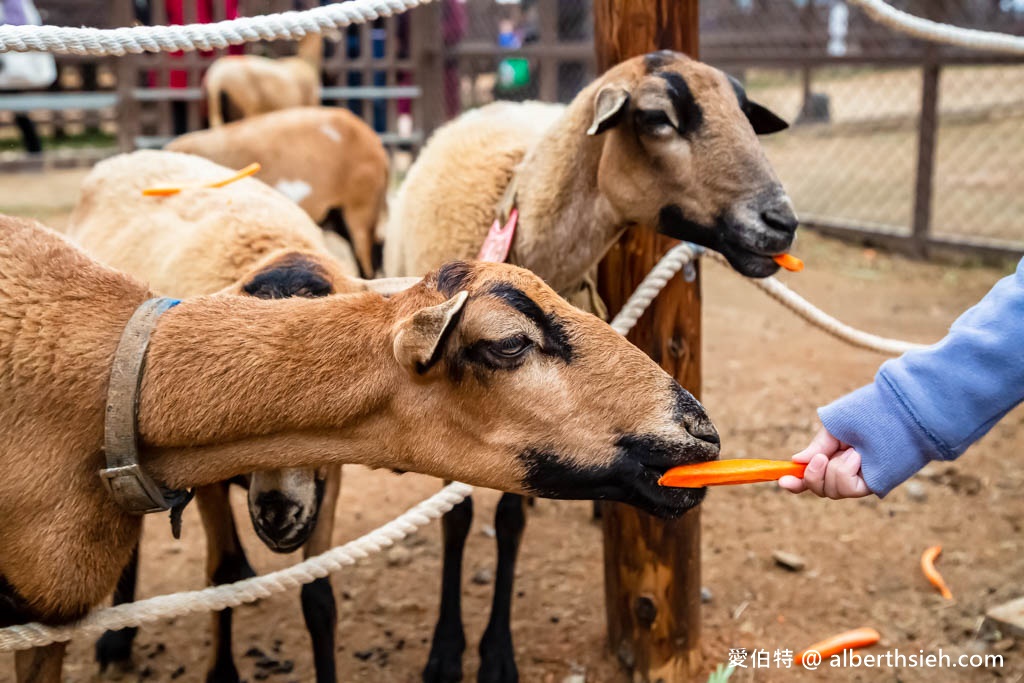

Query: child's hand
(778, 426), (871, 499)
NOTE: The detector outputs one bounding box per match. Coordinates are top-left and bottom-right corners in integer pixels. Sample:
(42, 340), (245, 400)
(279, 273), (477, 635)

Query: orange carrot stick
(205, 161), (261, 188)
(773, 253), (804, 272)
(921, 545), (953, 600)
(658, 459), (807, 488)
(142, 162), (261, 197)
(796, 627), (880, 665)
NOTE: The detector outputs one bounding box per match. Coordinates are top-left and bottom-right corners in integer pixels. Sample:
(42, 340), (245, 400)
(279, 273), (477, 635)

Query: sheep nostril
(761, 207), (799, 234)
(687, 419), (720, 448)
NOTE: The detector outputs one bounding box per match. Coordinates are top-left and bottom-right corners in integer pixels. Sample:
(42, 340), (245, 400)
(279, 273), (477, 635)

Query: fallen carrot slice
(796, 627), (880, 665)
(773, 253), (804, 272)
(921, 545), (953, 600)
(143, 162), (261, 197)
(658, 459), (807, 488)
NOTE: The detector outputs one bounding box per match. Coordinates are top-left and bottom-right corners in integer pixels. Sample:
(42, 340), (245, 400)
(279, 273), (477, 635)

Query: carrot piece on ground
(658, 459), (807, 488)
(796, 627), (881, 665)
(142, 162), (261, 197)
(773, 253), (804, 272)
(921, 545), (953, 600)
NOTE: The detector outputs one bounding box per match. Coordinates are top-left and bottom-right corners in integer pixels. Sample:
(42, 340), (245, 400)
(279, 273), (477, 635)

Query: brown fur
(165, 107), (389, 277)
(205, 34), (322, 128)
(385, 51), (797, 288)
(0, 215), (718, 682)
(70, 150), (358, 678)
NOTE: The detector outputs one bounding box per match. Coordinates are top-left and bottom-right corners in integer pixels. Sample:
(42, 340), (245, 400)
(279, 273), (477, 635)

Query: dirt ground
(0, 179), (1022, 682)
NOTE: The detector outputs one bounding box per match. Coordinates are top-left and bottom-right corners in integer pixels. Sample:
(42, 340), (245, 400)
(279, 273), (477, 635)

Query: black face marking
(485, 283), (573, 364)
(251, 476), (326, 553)
(658, 204), (720, 247)
(656, 72), (703, 135)
(643, 50), (678, 73)
(434, 260), (475, 298)
(519, 444), (707, 519)
(243, 253), (333, 299)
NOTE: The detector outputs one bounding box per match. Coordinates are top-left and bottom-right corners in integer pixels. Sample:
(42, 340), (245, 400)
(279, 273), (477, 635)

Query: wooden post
(594, 2), (703, 682)
(113, 0), (138, 153)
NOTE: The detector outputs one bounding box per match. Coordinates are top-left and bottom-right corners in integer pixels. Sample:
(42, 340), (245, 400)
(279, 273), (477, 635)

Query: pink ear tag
(476, 208), (518, 263)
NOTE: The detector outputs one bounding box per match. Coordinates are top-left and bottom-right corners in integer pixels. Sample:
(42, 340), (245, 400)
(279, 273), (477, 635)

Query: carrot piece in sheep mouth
(773, 253), (804, 272)
(658, 459), (806, 488)
(142, 162), (262, 197)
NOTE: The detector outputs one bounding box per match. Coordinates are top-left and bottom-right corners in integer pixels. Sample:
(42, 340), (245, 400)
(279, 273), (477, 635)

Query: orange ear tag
(477, 208), (518, 263)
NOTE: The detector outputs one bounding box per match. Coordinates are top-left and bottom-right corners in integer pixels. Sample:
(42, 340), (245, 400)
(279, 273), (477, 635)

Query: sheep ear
(744, 99), (789, 135)
(588, 85), (630, 136)
(393, 290), (469, 374)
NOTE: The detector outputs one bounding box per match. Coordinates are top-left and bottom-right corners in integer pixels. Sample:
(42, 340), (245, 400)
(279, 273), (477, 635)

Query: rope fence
(2, 0), (1003, 653)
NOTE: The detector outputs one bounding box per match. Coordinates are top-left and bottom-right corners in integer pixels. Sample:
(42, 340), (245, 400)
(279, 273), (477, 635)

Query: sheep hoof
(422, 631), (465, 683)
(477, 631), (517, 683)
(95, 628), (137, 674)
(476, 651), (518, 683)
(206, 660), (241, 683)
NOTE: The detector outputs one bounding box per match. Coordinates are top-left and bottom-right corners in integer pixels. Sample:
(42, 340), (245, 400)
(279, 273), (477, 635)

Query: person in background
(780, 257), (1024, 499)
(162, 0), (240, 134)
(0, 0), (56, 155)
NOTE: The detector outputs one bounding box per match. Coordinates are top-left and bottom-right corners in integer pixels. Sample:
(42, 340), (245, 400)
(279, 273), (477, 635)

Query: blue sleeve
(818, 257), (1024, 497)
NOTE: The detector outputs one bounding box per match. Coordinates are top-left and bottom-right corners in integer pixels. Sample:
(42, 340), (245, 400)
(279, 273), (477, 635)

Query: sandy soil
(0, 208), (1021, 682)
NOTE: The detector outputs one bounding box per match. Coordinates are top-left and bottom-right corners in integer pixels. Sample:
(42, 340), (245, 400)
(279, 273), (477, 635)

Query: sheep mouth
(519, 437), (717, 519)
(657, 204), (794, 279)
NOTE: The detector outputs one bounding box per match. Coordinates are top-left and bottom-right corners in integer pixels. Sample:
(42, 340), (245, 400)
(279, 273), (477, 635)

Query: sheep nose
(685, 414), (720, 449)
(254, 491), (302, 539)
(673, 385), (721, 450)
(762, 204), (799, 235)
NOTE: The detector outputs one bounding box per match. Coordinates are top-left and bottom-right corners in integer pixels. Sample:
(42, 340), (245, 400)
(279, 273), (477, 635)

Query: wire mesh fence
(700, 0), (1024, 255)
(1, 0), (1022, 255)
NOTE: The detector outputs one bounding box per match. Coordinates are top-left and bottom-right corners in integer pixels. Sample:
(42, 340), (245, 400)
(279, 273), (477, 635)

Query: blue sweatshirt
(818, 257), (1024, 497)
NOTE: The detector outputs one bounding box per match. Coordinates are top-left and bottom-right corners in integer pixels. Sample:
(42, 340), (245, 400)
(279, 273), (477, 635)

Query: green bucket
(497, 57), (530, 89)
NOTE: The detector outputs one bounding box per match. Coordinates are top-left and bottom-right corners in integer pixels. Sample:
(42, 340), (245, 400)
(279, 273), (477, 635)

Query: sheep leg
(94, 543), (140, 672)
(197, 483), (256, 683)
(14, 642), (66, 683)
(341, 199), (383, 280)
(301, 465), (341, 683)
(477, 493), (526, 683)
(423, 492), (473, 683)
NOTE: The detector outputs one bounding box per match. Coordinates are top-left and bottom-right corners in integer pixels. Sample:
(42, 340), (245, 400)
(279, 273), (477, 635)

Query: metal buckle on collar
(100, 296), (189, 515)
(99, 464), (176, 515)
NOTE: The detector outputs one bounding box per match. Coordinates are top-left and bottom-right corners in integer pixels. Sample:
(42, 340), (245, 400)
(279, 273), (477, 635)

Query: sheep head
(586, 50), (797, 278)
(386, 261), (720, 518)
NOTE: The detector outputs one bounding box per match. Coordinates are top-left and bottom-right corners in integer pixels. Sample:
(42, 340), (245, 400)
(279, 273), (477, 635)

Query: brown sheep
(0, 214), (721, 682)
(166, 106), (389, 279)
(67, 150), (365, 682)
(205, 33), (322, 128)
(384, 50), (795, 683)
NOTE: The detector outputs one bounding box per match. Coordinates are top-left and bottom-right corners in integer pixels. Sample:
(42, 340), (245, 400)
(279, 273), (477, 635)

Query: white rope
(0, 482), (471, 652)
(704, 252), (926, 355)
(609, 243), (700, 336)
(0, 0), (432, 55)
(847, 0), (1024, 55)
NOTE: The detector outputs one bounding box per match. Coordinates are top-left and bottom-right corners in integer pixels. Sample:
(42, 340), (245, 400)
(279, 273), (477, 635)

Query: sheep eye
(635, 110), (675, 135)
(490, 335), (533, 358)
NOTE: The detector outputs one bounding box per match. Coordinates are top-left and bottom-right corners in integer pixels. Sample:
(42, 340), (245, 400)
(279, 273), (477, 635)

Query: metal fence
(700, 0), (1024, 258)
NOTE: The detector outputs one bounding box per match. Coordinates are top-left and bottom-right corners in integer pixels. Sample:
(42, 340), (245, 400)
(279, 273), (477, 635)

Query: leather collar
(100, 297), (192, 515)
